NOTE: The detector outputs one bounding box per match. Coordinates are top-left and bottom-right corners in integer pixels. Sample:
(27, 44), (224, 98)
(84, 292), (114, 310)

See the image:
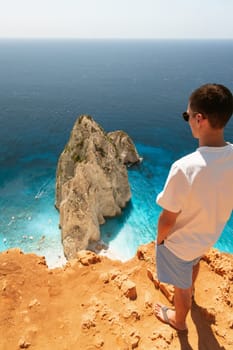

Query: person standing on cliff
(154, 83), (233, 331)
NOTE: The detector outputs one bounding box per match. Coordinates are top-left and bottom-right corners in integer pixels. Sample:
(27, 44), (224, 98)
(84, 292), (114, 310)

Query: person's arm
(157, 209), (180, 245)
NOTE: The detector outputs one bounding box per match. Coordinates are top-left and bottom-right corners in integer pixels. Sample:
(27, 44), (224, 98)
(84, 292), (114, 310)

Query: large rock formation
(55, 115), (140, 259)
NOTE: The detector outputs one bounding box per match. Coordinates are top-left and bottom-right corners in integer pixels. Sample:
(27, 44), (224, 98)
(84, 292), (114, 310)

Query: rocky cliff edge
(0, 244), (233, 350)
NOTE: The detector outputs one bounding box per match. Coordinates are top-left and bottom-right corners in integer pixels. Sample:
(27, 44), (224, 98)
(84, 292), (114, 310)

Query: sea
(0, 39), (233, 267)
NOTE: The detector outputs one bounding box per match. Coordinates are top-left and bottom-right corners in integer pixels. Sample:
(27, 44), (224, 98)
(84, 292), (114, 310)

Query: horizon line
(0, 37), (233, 41)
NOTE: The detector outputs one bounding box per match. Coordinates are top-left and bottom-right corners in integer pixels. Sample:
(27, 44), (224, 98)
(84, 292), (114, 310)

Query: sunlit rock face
(108, 130), (140, 165)
(55, 115), (140, 259)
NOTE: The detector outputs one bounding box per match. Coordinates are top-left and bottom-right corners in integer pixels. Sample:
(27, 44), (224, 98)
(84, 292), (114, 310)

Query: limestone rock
(28, 299), (40, 308)
(113, 273), (137, 300)
(81, 312), (96, 329)
(108, 130), (140, 165)
(128, 330), (140, 349)
(123, 306), (140, 320)
(159, 283), (174, 304)
(77, 250), (101, 266)
(203, 248), (233, 280)
(18, 339), (31, 349)
(121, 280), (137, 300)
(150, 328), (174, 348)
(55, 115), (139, 259)
(137, 245), (148, 260)
(99, 272), (110, 283)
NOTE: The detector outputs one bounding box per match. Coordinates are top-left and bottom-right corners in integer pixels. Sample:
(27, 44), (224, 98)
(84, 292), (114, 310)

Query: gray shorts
(156, 243), (201, 289)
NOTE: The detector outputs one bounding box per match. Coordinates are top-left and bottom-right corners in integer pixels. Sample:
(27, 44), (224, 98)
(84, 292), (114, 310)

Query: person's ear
(196, 113), (205, 124)
(195, 113), (201, 124)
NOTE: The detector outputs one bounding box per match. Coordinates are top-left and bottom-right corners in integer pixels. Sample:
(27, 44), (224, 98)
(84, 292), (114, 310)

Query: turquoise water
(1, 141), (232, 267)
(101, 144), (172, 260)
(0, 39), (233, 266)
(0, 152), (66, 267)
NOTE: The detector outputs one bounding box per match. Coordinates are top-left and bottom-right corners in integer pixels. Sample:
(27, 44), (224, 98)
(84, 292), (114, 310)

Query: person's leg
(155, 286), (192, 331)
(155, 246), (200, 330)
(173, 286), (192, 329)
(192, 261), (200, 298)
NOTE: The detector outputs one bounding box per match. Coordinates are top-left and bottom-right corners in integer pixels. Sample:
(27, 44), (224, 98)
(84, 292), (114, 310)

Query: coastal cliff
(55, 115), (140, 259)
(1, 244), (233, 350)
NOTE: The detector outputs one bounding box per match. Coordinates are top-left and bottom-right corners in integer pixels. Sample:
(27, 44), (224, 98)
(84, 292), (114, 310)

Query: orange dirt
(0, 243), (233, 350)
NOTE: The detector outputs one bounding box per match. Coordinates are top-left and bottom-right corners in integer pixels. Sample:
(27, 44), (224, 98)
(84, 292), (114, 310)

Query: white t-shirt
(156, 143), (233, 261)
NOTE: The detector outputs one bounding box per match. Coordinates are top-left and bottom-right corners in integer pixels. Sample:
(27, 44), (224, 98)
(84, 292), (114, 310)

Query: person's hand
(157, 240), (164, 246)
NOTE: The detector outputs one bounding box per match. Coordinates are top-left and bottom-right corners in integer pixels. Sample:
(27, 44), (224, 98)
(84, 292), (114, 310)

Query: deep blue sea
(0, 39), (233, 266)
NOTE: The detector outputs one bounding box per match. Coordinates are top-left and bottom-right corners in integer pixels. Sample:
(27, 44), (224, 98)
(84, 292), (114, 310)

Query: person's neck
(198, 130), (227, 147)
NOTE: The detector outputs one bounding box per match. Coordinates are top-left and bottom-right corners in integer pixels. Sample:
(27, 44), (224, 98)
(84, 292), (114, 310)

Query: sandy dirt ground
(0, 243), (233, 350)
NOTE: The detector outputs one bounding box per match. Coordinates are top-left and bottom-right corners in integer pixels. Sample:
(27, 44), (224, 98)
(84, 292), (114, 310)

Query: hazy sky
(0, 0), (233, 39)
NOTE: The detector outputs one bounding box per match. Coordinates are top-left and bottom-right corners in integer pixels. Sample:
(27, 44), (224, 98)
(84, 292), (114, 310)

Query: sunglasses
(182, 111), (204, 122)
(182, 112), (190, 122)
(182, 112), (202, 122)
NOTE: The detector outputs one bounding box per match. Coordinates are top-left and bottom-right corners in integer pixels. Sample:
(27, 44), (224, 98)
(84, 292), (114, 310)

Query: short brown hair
(189, 84), (233, 129)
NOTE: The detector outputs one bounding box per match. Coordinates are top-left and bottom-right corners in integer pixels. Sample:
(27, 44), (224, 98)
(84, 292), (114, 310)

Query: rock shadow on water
(99, 200), (134, 257)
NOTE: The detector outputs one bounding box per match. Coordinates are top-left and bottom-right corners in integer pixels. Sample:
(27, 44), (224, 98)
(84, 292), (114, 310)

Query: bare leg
(155, 263), (200, 331)
(154, 286), (191, 331)
(173, 286), (192, 329)
(192, 262), (200, 298)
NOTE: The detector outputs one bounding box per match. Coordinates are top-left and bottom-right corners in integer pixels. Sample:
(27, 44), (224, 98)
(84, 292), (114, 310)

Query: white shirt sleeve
(156, 163), (190, 213)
